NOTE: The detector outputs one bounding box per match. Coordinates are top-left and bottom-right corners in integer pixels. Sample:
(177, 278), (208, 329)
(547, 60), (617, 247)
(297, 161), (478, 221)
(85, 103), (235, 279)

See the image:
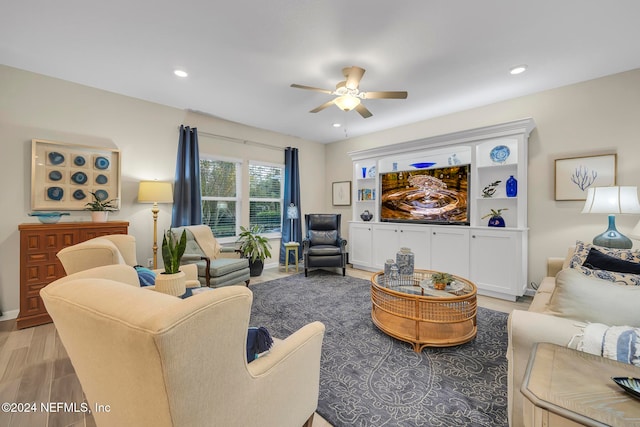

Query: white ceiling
(2, 1), (640, 144)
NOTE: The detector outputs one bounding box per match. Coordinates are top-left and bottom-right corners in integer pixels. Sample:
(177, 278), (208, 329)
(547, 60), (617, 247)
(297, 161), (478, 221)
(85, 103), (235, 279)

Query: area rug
(249, 270), (508, 427)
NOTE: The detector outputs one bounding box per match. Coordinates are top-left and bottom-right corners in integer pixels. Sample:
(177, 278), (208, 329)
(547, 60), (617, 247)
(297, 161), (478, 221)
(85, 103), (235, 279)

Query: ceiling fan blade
(344, 66), (366, 90)
(310, 99), (336, 113)
(355, 103), (373, 118)
(290, 84), (333, 94)
(362, 91), (408, 99)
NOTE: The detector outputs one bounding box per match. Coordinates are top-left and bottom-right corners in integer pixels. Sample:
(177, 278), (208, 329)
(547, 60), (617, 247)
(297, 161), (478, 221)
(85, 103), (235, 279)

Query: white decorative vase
(90, 211), (109, 222)
(155, 271), (186, 296)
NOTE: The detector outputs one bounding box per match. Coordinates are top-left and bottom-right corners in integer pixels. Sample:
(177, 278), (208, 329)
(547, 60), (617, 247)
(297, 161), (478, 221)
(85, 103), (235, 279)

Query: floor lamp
(138, 181), (174, 269)
(582, 186), (640, 249)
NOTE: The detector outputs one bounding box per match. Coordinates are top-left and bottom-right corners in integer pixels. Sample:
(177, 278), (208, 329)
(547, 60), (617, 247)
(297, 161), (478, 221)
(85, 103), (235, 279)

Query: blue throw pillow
(246, 327), (273, 362)
(583, 248), (640, 274)
(133, 265), (156, 287)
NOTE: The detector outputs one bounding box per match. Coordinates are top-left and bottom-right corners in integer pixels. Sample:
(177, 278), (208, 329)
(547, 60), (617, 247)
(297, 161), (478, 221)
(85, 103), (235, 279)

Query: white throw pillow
(545, 268), (640, 326)
(573, 323), (640, 367)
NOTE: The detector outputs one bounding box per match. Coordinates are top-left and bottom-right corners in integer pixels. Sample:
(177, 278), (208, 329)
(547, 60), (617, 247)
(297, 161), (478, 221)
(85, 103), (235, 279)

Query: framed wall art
(332, 181), (352, 206)
(31, 139), (121, 210)
(554, 154), (616, 201)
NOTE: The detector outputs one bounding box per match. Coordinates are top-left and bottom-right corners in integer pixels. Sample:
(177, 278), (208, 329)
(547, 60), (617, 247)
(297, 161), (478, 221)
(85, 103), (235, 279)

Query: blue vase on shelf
(506, 175), (517, 197)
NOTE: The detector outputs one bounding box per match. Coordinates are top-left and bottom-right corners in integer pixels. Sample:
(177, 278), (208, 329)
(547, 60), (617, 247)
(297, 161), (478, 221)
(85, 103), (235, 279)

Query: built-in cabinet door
(397, 224), (431, 270)
(349, 223), (373, 268)
(430, 227), (470, 278)
(470, 229), (523, 299)
(372, 224), (400, 268)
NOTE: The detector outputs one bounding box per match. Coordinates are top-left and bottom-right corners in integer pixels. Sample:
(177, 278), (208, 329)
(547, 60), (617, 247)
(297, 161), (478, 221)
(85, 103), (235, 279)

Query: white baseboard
(0, 309), (19, 322)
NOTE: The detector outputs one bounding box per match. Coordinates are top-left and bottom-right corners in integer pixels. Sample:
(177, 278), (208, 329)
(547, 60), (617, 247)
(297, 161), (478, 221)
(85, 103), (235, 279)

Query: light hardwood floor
(0, 266), (530, 427)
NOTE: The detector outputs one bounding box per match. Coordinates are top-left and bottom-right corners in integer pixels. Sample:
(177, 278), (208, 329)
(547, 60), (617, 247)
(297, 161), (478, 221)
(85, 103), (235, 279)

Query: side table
(283, 242), (300, 273)
(521, 342), (640, 427)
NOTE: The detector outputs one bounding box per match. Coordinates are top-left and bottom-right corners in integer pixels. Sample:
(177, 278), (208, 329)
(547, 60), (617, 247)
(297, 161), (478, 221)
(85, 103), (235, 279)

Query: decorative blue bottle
(506, 175), (517, 197)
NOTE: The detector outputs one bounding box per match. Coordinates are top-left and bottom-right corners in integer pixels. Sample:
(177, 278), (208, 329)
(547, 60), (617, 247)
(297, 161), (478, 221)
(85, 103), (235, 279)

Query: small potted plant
(84, 191), (118, 222)
(155, 229), (187, 296)
(482, 208), (508, 227)
(236, 225), (272, 277)
(431, 272), (454, 290)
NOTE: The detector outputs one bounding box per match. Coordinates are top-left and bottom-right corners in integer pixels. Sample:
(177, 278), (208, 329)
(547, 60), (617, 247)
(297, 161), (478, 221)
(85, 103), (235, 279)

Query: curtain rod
(183, 127), (284, 152)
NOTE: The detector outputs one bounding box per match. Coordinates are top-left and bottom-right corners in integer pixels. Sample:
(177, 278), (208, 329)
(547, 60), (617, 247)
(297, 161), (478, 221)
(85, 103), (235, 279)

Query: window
(200, 158), (240, 238)
(249, 162), (283, 234)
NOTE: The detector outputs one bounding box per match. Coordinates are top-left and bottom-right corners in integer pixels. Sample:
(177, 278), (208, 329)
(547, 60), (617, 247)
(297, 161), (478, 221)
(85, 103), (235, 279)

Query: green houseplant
(236, 225), (272, 277)
(155, 229), (187, 296)
(431, 272), (455, 290)
(84, 191), (118, 222)
(162, 229), (187, 274)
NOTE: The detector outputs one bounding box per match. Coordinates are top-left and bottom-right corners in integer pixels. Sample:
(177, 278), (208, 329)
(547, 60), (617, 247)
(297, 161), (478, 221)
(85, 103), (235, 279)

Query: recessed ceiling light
(509, 65), (528, 75)
(174, 69), (188, 78)
(332, 123), (342, 128)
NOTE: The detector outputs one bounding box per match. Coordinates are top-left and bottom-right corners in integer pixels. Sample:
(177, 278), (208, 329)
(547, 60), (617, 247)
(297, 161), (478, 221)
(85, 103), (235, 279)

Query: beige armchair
(41, 265), (326, 427)
(56, 234), (199, 288)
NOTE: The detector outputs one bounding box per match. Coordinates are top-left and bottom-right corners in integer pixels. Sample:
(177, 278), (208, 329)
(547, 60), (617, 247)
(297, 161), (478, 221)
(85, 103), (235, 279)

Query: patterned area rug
(250, 270), (508, 427)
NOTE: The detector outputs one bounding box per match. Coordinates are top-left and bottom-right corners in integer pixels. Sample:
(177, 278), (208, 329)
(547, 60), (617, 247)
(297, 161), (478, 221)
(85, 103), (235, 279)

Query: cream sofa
(507, 247), (640, 427)
(41, 264), (326, 427)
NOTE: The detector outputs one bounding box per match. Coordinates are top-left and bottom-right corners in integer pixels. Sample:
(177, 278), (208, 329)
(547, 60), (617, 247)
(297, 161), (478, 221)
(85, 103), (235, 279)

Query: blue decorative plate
(94, 189), (109, 201)
(612, 377), (640, 400)
(490, 145), (510, 164)
(47, 187), (64, 201)
(367, 166), (376, 178)
(410, 162), (436, 169)
(48, 151), (65, 165)
(74, 155), (86, 166)
(73, 189), (87, 200)
(95, 174), (108, 184)
(71, 171), (88, 184)
(48, 170), (62, 181)
(94, 156), (110, 170)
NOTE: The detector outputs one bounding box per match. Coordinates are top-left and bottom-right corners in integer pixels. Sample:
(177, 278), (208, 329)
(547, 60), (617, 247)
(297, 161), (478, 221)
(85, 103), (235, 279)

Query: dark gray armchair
(302, 214), (348, 277)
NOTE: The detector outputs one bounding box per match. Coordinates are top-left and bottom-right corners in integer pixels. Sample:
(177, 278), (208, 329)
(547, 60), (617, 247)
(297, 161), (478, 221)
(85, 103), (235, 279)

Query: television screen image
(380, 165), (470, 225)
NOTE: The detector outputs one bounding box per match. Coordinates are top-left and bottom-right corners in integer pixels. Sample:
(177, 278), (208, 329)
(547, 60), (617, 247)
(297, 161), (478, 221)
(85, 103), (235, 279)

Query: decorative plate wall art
(31, 139), (121, 210)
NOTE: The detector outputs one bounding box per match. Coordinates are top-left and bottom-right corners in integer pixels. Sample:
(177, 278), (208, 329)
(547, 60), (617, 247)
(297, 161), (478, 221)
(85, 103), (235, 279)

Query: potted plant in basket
(236, 225), (272, 277)
(155, 229), (187, 296)
(84, 191), (118, 222)
(431, 272), (455, 291)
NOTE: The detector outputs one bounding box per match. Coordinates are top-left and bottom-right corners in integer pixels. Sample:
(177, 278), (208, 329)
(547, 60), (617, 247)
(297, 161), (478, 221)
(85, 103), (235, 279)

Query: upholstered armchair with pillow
(171, 225), (250, 288)
(507, 242), (640, 427)
(302, 214), (347, 277)
(56, 234), (199, 288)
(41, 264), (325, 427)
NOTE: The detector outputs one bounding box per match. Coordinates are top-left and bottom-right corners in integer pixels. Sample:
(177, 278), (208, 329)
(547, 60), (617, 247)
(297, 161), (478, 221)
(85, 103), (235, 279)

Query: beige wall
(2, 64), (639, 317)
(0, 65), (324, 318)
(326, 68), (640, 288)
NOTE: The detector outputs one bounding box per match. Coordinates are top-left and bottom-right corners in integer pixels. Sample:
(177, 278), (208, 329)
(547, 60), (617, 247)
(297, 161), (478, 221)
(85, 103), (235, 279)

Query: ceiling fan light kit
(334, 95), (361, 111)
(291, 66), (407, 118)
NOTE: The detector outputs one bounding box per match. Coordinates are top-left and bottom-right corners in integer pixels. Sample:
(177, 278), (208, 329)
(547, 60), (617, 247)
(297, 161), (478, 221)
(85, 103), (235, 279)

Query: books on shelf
(358, 188), (375, 201)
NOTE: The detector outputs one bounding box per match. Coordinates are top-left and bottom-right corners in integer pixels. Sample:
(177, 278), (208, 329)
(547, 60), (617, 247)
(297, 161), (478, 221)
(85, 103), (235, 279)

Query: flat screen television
(379, 165), (470, 225)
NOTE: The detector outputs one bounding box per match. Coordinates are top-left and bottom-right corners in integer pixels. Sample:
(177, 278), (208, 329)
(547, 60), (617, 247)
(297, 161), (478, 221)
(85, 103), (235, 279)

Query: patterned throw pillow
(575, 323), (640, 367)
(568, 241), (640, 286)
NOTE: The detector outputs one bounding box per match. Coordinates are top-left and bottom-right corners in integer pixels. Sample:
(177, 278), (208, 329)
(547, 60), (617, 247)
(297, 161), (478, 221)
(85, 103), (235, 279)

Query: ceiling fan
(290, 66), (408, 118)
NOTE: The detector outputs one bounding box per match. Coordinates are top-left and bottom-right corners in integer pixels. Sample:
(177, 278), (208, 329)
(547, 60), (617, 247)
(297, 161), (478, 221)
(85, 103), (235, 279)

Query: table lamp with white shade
(581, 186), (640, 249)
(287, 203), (299, 243)
(138, 180), (174, 269)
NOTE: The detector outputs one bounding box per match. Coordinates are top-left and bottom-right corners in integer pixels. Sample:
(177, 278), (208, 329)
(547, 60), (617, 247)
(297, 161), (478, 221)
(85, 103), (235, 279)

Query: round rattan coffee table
(370, 270), (477, 352)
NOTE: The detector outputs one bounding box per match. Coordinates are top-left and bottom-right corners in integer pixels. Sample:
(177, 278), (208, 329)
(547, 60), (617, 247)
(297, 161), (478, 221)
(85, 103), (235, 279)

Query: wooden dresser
(18, 221), (129, 329)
